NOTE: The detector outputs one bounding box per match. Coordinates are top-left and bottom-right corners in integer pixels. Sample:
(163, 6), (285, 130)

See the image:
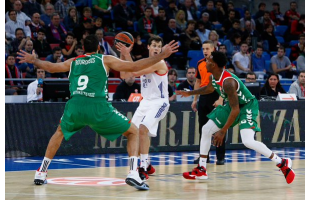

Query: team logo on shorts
(47, 177), (126, 186)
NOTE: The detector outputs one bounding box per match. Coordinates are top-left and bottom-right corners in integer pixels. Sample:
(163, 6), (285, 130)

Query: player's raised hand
(115, 42), (133, 56)
(17, 50), (36, 64)
(175, 90), (191, 97)
(161, 40), (179, 58)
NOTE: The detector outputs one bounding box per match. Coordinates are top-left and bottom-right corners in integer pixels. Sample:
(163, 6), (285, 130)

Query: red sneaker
(183, 165), (208, 180)
(277, 158), (295, 184)
(138, 167), (149, 182)
(147, 164), (155, 175)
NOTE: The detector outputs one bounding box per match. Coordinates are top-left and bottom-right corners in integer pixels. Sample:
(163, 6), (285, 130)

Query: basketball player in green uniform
(176, 51), (295, 184)
(17, 35), (179, 190)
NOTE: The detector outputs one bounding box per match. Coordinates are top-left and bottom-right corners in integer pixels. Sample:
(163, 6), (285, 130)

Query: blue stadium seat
(274, 25), (288, 36)
(213, 23), (222, 30)
(270, 51), (277, 56)
(262, 52), (270, 60)
(289, 40), (299, 46)
(187, 50), (204, 68)
(276, 36), (285, 45)
(285, 48), (291, 57)
(134, 21), (139, 32)
(265, 60), (271, 72)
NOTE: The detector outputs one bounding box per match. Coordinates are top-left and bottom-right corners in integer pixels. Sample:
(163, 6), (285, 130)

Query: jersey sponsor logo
(246, 109), (254, 126)
(73, 90), (95, 97)
(155, 103), (168, 118)
(240, 119), (247, 124)
(47, 177), (126, 186)
(75, 58), (96, 65)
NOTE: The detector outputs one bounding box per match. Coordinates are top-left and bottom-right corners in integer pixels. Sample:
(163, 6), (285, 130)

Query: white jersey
(140, 71), (169, 101)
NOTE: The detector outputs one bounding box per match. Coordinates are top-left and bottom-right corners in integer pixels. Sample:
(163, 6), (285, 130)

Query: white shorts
(131, 99), (170, 137)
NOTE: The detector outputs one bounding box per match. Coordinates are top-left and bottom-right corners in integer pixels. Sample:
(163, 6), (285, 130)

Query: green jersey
(211, 70), (255, 104)
(69, 53), (108, 99)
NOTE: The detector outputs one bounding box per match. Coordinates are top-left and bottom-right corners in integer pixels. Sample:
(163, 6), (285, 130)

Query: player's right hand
(161, 40), (179, 58)
(175, 90), (190, 97)
(115, 42), (133, 56)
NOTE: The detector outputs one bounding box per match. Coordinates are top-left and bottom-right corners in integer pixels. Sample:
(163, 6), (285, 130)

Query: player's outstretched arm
(17, 50), (72, 73)
(105, 40), (178, 73)
(176, 76), (214, 97)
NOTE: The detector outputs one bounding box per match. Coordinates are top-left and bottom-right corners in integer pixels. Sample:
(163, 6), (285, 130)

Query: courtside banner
(5, 101), (305, 157)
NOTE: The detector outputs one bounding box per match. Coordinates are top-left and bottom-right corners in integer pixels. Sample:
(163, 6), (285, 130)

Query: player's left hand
(17, 50), (36, 64)
(115, 42), (133, 56)
(175, 90), (190, 97)
(213, 130), (226, 147)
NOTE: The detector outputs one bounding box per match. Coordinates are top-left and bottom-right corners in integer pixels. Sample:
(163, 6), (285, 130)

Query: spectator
(226, 19), (243, 40)
(95, 29), (118, 57)
(28, 13), (44, 40)
(250, 45), (266, 78)
(284, 1), (300, 25)
(137, 0), (148, 20)
(222, 9), (235, 34)
(151, 0), (162, 18)
(131, 32), (149, 60)
(33, 28), (52, 58)
(113, 0), (135, 31)
(245, 72), (257, 83)
(270, 2), (285, 25)
(271, 46), (296, 79)
(179, 0), (198, 21)
(296, 53), (305, 71)
(138, 7), (157, 41)
(93, 17), (104, 32)
(6, 0), (15, 14)
(201, 1), (220, 25)
(74, 44), (84, 56)
(163, 19), (183, 47)
(240, 10), (256, 32)
(226, 1), (241, 19)
(5, 10), (31, 40)
(23, 0), (42, 17)
(80, 7), (94, 25)
(5, 55), (26, 95)
(290, 33), (305, 61)
(243, 34), (253, 53)
(177, 67), (196, 91)
(92, 0), (112, 28)
(232, 42), (250, 78)
(27, 68), (45, 102)
(218, 44), (233, 72)
(113, 76), (141, 101)
(19, 40), (37, 78)
(215, 0), (225, 23)
(175, 10), (187, 32)
(5, 0), (31, 24)
(199, 12), (212, 30)
(40, 3), (55, 26)
(256, 11), (275, 34)
(254, 2), (266, 20)
(40, 0), (51, 14)
(73, 18), (94, 42)
(289, 14), (305, 40)
(5, 37), (13, 55)
(242, 20), (260, 39)
(46, 13), (68, 44)
(63, 7), (80, 31)
(45, 47), (67, 78)
(208, 30), (220, 50)
(261, 24), (279, 52)
(11, 28), (29, 53)
(196, 20), (210, 43)
(289, 71), (305, 98)
(54, 0), (76, 19)
(165, 0), (178, 20)
(260, 73), (286, 97)
(183, 20), (201, 53)
(223, 32), (241, 58)
(60, 32), (78, 59)
(155, 8), (168, 34)
(168, 68), (178, 101)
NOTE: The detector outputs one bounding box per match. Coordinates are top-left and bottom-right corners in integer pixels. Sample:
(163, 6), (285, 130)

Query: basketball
(114, 32), (134, 47)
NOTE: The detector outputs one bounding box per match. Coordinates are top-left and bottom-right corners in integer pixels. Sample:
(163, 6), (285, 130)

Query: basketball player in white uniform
(118, 36), (170, 181)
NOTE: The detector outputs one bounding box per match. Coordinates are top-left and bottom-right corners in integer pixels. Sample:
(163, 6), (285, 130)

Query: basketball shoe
(147, 164), (155, 175)
(125, 170), (150, 190)
(34, 168), (47, 185)
(138, 167), (149, 182)
(183, 165), (208, 180)
(277, 158), (295, 184)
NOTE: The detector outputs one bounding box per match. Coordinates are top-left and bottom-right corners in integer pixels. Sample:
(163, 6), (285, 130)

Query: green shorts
(207, 98), (261, 132)
(60, 97), (131, 141)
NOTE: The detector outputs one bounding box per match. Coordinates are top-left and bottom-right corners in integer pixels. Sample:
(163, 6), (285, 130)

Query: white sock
(140, 154), (149, 170)
(39, 157), (51, 172)
(129, 156), (138, 171)
(271, 153), (282, 164)
(199, 157), (207, 168)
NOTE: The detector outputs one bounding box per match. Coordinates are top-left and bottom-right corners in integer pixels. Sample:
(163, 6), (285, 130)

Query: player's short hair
(83, 35), (99, 53)
(148, 35), (163, 46)
(211, 51), (227, 68)
(203, 40), (215, 48)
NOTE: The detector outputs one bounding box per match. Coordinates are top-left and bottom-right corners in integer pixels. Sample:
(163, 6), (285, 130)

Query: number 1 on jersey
(77, 75), (89, 90)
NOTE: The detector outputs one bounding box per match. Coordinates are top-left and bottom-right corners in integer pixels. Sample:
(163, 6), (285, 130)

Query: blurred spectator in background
(5, 10), (31, 40)
(250, 45), (266, 78)
(260, 73), (286, 97)
(5, 55), (26, 95)
(215, 0), (225, 24)
(138, 7), (157, 41)
(6, 0), (31, 24)
(54, 0), (76, 19)
(92, 0), (112, 28)
(40, 0), (51, 14)
(182, 20), (201, 53)
(137, 0), (148, 20)
(165, 0), (178, 20)
(254, 2), (266, 20)
(289, 71), (305, 99)
(23, 0), (42, 17)
(28, 13), (44, 40)
(240, 10), (256, 31)
(168, 68), (178, 101)
(6, 0), (15, 14)
(19, 40), (37, 78)
(256, 11), (275, 34)
(27, 68), (45, 102)
(74, 45), (84, 56)
(131, 32), (149, 60)
(199, 12), (212, 30)
(208, 30), (220, 50)
(175, 10), (187, 32)
(151, 0), (162, 18)
(60, 32), (78, 59)
(290, 33), (305, 61)
(46, 13), (67, 44)
(95, 29), (118, 57)
(245, 72), (257, 83)
(289, 14), (305, 40)
(80, 7), (93, 24)
(222, 9), (235, 34)
(271, 46), (296, 79)
(223, 32), (241, 58)
(218, 44), (234, 72)
(270, 2), (285, 25)
(93, 17), (104, 32)
(232, 42), (250, 78)
(242, 20), (260, 39)
(179, 0), (198, 21)
(33, 28), (52, 58)
(40, 3), (55, 26)
(73, 18), (94, 42)
(155, 8), (168, 34)
(261, 24), (279, 52)
(113, 76), (140, 101)
(227, 1), (241, 19)
(45, 47), (67, 78)
(201, 1), (220, 25)
(196, 20), (210, 43)
(226, 19), (243, 40)
(177, 67), (196, 91)
(11, 28), (29, 53)
(296, 52), (305, 71)
(163, 19), (183, 45)
(285, 1), (300, 25)
(113, 0), (135, 31)
(63, 7), (80, 31)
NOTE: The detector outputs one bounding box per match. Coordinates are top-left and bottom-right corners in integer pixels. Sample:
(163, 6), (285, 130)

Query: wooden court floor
(6, 159), (305, 200)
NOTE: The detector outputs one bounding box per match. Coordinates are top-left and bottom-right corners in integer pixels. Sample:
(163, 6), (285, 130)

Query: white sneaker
(34, 169), (47, 185)
(125, 170), (149, 190)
